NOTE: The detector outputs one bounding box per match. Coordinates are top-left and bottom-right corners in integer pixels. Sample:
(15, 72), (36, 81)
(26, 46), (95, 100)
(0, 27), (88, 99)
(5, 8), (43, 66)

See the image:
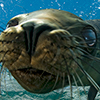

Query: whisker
(69, 48), (100, 93)
(31, 52), (47, 85)
(73, 57), (100, 93)
(76, 47), (100, 63)
(72, 74), (81, 100)
(7, 70), (18, 95)
(67, 34), (100, 44)
(82, 54), (100, 63)
(31, 71), (45, 85)
(67, 74), (73, 100)
(15, 4), (27, 13)
(62, 73), (65, 91)
(77, 45), (100, 50)
(72, 67), (87, 95)
(55, 34), (100, 50)
(3, 69), (11, 99)
(77, 56), (100, 74)
(77, 38), (99, 44)
(38, 75), (52, 93)
(51, 73), (59, 91)
(58, 72), (65, 100)
(62, 55), (73, 99)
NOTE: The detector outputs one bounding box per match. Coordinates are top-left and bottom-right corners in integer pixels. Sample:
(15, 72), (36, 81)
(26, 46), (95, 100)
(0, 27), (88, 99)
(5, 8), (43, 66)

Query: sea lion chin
(0, 9), (100, 99)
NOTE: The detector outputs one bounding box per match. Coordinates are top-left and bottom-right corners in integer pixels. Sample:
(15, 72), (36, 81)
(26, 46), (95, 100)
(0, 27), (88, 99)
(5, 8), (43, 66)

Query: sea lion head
(0, 9), (98, 97)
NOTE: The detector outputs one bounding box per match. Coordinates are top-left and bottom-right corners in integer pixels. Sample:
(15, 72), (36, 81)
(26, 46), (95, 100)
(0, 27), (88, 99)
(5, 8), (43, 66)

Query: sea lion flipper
(87, 85), (98, 100)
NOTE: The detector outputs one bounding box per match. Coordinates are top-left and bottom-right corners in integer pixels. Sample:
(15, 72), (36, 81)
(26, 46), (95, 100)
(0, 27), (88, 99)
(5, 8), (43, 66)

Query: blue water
(0, 71), (89, 100)
(0, 0), (100, 99)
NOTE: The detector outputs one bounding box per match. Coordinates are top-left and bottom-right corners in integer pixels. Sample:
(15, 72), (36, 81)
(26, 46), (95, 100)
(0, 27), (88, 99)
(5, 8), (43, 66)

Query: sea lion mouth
(10, 67), (57, 93)
(11, 67), (51, 76)
(11, 67), (55, 79)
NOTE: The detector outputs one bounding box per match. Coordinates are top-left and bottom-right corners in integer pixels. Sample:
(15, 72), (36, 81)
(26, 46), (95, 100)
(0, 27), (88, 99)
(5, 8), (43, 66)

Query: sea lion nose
(21, 22), (35, 56)
(21, 22), (56, 56)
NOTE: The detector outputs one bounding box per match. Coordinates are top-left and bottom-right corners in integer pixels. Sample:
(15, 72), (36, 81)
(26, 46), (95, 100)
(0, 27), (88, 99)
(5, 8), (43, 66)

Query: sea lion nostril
(22, 23), (56, 56)
(21, 22), (35, 56)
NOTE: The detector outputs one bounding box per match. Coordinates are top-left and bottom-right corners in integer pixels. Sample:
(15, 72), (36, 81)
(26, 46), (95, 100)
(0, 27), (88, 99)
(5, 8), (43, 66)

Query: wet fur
(0, 9), (100, 100)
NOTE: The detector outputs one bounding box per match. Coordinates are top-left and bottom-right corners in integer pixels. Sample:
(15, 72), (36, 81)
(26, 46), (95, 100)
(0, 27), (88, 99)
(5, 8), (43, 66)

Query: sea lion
(0, 9), (100, 100)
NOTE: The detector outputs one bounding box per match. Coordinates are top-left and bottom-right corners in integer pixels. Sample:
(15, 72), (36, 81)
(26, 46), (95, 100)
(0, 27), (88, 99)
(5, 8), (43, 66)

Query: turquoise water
(0, 0), (100, 99)
(0, 71), (100, 100)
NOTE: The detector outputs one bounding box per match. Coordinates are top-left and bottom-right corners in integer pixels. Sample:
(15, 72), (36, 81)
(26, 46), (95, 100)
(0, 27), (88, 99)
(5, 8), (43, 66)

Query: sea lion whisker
(72, 74), (81, 100)
(67, 74), (73, 100)
(77, 45), (100, 50)
(57, 72), (65, 100)
(62, 73), (65, 91)
(75, 36), (97, 44)
(3, 70), (11, 99)
(15, 4), (27, 13)
(38, 75), (52, 93)
(30, 71), (45, 85)
(61, 55), (73, 99)
(73, 57), (100, 93)
(77, 56), (100, 74)
(0, 50), (8, 65)
(7, 71), (18, 96)
(76, 47), (100, 63)
(51, 73), (59, 92)
(69, 48), (100, 93)
(72, 67), (87, 95)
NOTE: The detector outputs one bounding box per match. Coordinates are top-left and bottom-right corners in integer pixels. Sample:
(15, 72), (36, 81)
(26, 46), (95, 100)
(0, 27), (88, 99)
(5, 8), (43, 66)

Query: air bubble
(0, 3), (4, 8)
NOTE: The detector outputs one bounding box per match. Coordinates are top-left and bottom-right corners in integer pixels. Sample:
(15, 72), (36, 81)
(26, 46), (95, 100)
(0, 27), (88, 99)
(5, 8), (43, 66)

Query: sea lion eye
(6, 19), (18, 28)
(82, 29), (96, 46)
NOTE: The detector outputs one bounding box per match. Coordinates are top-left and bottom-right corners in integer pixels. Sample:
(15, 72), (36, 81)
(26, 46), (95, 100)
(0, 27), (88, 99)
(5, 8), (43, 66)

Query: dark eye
(6, 19), (18, 28)
(82, 29), (96, 46)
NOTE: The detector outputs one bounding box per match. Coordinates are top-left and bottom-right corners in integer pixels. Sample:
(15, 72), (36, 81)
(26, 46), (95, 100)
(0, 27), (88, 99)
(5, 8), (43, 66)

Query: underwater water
(1, 71), (100, 100)
(0, 0), (100, 100)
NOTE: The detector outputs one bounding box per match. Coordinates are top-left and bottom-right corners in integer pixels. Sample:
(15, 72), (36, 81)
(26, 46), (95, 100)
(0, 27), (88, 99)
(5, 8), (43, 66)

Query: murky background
(0, 0), (100, 99)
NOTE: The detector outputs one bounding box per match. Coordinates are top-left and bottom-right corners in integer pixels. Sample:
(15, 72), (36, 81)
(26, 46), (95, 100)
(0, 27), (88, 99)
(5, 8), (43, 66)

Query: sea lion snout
(21, 22), (57, 56)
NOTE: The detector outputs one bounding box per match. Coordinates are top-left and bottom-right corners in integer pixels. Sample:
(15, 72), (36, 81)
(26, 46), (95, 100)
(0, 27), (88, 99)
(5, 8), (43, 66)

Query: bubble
(0, 3), (4, 8)
(98, 7), (100, 9)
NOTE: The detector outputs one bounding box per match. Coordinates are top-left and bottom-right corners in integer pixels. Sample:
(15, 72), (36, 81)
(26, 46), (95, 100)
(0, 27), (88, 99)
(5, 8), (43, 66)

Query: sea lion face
(0, 9), (97, 94)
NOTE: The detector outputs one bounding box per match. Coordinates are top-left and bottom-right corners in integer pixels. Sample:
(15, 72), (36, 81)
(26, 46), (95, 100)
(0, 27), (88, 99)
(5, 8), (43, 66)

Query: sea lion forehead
(21, 9), (83, 23)
(6, 9), (91, 34)
(27, 9), (82, 19)
(19, 9), (90, 29)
